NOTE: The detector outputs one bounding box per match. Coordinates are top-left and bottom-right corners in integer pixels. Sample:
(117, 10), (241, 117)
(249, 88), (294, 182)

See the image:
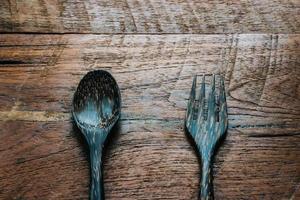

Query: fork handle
(200, 156), (214, 200)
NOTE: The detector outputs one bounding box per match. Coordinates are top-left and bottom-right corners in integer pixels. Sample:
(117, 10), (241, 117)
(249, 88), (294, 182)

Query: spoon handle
(90, 145), (104, 200)
(200, 155), (214, 200)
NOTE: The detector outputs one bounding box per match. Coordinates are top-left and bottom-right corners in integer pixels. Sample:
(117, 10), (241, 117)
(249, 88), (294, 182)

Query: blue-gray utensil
(185, 74), (228, 200)
(72, 70), (121, 200)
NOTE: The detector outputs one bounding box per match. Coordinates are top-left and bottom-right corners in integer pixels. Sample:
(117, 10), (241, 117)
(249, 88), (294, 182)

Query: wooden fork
(185, 74), (228, 200)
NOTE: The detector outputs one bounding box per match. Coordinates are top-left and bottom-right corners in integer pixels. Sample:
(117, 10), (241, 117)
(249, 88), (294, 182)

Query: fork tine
(197, 75), (205, 124)
(219, 77), (228, 133)
(186, 75), (196, 128)
(207, 75), (216, 125)
(199, 74), (205, 103)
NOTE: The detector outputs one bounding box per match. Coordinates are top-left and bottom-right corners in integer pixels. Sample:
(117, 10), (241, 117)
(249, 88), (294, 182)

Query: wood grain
(0, 34), (299, 199)
(0, 0), (299, 33)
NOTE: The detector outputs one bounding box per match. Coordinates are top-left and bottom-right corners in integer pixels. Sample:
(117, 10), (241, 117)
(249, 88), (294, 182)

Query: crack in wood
(0, 60), (26, 65)
(247, 133), (300, 138)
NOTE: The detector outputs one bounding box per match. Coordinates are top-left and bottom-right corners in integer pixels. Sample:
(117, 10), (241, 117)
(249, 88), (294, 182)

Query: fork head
(185, 74), (228, 153)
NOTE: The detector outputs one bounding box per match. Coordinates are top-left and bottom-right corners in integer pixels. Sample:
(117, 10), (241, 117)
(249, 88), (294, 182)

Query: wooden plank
(0, 34), (299, 199)
(0, 0), (299, 33)
(0, 34), (299, 122)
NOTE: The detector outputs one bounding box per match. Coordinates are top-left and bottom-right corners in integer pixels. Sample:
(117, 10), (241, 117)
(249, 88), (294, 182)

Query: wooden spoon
(72, 70), (121, 200)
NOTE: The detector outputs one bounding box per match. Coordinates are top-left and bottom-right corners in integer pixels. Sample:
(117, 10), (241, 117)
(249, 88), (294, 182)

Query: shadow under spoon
(72, 70), (121, 200)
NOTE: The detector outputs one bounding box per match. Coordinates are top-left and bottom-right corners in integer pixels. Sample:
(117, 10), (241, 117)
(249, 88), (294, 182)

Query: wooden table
(0, 1), (299, 199)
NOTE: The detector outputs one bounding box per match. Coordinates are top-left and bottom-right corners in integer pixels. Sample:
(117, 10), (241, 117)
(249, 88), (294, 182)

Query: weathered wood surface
(0, 34), (300, 199)
(0, 0), (300, 33)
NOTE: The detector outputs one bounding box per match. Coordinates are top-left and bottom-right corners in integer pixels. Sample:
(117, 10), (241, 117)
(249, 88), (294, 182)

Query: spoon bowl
(72, 70), (121, 200)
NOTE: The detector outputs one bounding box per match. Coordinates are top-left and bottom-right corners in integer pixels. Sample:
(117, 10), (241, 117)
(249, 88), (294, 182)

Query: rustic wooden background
(0, 1), (299, 200)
